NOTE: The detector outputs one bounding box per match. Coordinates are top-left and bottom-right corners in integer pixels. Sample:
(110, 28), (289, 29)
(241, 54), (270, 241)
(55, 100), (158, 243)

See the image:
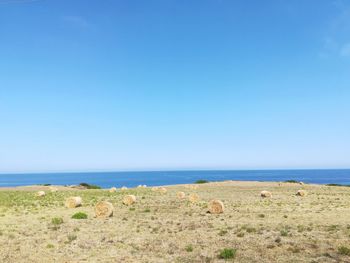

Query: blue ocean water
(0, 169), (349, 188)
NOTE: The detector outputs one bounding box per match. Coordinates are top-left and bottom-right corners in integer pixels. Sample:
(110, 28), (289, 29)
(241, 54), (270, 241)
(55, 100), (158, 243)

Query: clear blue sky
(1, 0), (350, 173)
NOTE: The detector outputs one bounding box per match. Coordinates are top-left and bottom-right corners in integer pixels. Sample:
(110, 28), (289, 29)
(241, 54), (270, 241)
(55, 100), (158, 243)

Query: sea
(0, 169), (349, 188)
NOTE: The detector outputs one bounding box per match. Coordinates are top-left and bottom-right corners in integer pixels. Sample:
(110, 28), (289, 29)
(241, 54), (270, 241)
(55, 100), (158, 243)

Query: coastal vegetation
(194, 179), (209, 184)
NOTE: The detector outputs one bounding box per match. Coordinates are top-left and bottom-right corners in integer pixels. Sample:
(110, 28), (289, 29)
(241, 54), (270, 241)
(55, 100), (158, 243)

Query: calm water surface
(0, 169), (349, 188)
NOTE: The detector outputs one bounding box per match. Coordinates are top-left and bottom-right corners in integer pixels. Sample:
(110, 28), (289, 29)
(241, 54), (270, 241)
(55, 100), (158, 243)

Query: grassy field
(1, 181), (350, 262)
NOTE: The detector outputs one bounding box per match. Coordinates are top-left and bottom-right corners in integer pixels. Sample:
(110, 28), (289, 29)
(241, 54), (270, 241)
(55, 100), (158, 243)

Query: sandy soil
(1, 181), (350, 263)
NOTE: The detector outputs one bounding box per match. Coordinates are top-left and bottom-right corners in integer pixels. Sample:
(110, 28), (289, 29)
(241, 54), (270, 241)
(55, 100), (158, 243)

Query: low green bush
(71, 212), (88, 219)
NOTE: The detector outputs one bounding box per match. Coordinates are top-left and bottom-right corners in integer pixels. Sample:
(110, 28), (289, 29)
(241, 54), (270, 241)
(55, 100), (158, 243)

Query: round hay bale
(299, 181), (305, 185)
(188, 193), (200, 203)
(296, 190), (307, 197)
(121, 186), (128, 190)
(176, 191), (186, 199)
(158, 187), (167, 194)
(260, 191), (272, 198)
(49, 186), (58, 192)
(208, 199), (224, 214)
(109, 187), (117, 193)
(123, 195), (136, 205)
(65, 196), (82, 208)
(36, 191), (46, 197)
(95, 201), (114, 218)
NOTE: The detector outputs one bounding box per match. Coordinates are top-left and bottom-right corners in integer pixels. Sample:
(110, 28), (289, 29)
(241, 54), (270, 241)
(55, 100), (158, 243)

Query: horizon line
(1, 167), (350, 175)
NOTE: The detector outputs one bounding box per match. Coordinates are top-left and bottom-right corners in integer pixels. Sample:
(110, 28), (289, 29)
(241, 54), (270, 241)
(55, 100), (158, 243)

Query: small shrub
(284, 180), (299, 183)
(297, 225), (305, 232)
(185, 244), (193, 252)
(194, 180), (209, 184)
(71, 212), (88, 219)
(218, 248), (237, 260)
(246, 227), (256, 233)
(258, 214), (265, 218)
(280, 229), (289, 237)
(67, 234), (77, 243)
(143, 208), (151, 213)
(327, 225), (338, 232)
(237, 232), (245, 237)
(46, 244), (54, 249)
(51, 217), (63, 225)
(79, 183), (101, 189)
(338, 246), (350, 255)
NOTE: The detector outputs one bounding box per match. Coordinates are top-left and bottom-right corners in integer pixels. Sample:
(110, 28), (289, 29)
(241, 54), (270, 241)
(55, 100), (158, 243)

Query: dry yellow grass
(1, 181), (350, 263)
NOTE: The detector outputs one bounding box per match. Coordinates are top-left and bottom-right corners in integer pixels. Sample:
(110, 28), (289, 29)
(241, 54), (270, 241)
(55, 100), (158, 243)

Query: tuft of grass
(258, 214), (265, 218)
(71, 212), (88, 219)
(280, 229), (289, 237)
(338, 246), (350, 255)
(67, 234), (77, 243)
(327, 225), (339, 232)
(185, 244), (193, 252)
(218, 248), (237, 260)
(194, 180), (209, 184)
(51, 217), (63, 225)
(143, 208), (151, 213)
(219, 229), (228, 236)
(237, 232), (245, 237)
(46, 244), (54, 249)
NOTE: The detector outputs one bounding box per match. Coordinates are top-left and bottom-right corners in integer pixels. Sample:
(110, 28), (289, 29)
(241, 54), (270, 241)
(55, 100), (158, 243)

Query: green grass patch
(338, 246), (350, 255)
(185, 244), (193, 252)
(71, 212), (88, 219)
(218, 248), (237, 260)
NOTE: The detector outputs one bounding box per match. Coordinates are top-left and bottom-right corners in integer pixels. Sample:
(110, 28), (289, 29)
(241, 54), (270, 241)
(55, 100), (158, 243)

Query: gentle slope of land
(1, 181), (350, 262)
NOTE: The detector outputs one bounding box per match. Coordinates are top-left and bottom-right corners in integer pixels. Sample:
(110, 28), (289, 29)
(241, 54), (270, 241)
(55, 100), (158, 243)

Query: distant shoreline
(1, 180), (350, 191)
(1, 169), (349, 188)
